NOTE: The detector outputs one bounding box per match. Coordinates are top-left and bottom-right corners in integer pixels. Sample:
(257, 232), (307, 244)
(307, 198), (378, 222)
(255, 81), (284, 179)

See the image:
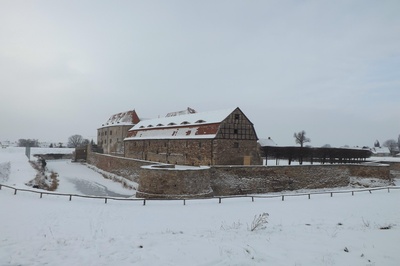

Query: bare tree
(398, 134), (400, 151)
(67, 134), (84, 148)
(293, 130), (311, 147)
(383, 139), (398, 155)
(374, 140), (380, 148)
(18, 139), (39, 147)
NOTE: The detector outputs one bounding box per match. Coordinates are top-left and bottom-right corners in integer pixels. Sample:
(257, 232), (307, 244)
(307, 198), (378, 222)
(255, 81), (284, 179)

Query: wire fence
(0, 183), (399, 206)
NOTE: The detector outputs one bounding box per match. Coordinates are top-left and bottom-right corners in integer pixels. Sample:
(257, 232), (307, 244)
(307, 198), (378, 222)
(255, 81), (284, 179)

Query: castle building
(124, 107), (261, 166)
(97, 110), (140, 154)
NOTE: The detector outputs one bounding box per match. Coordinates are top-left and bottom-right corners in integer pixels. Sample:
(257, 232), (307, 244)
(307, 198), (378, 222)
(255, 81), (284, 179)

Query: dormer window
(147, 125), (154, 128)
(168, 122), (177, 126)
(195, 120), (206, 123)
(181, 121), (190, 125)
(156, 124), (164, 127)
(139, 126), (145, 128)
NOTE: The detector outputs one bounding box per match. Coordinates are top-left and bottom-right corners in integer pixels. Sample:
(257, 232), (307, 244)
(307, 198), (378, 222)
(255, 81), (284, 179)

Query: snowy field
(1, 147), (400, 265)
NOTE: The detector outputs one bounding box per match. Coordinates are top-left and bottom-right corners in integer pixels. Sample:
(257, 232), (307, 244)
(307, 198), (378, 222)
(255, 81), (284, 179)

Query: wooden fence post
(219, 197), (221, 204)
(105, 198), (107, 204)
(281, 195), (284, 201)
(388, 187), (390, 193)
(69, 195), (72, 201)
(183, 199), (186, 205)
(14, 189), (17, 195)
(330, 192), (333, 197)
(251, 196), (254, 202)
(352, 191), (354, 196)
(143, 199), (146, 206)
(308, 194), (310, 199)
(40, 193), (43, 198)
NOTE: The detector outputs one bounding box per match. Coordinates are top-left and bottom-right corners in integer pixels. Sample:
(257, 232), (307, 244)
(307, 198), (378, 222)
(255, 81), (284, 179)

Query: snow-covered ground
(1, 147), (400, 265)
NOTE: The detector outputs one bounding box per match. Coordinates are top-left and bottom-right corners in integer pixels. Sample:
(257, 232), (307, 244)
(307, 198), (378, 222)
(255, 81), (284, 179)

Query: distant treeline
(18, 139), (39, 147)
(261, 146), (372, 165)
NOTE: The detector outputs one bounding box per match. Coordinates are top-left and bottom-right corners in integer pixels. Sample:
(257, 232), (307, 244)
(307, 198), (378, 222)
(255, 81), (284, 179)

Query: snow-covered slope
(1, 147), (400, 265)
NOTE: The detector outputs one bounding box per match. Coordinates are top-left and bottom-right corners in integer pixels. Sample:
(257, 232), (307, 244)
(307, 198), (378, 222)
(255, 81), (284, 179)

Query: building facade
(124, 107), (261, 166)
(97, 110), (140, 154)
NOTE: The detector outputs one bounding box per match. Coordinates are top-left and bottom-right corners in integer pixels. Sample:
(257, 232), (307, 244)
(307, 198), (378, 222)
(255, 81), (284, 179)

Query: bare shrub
(248, 213), (269, 231)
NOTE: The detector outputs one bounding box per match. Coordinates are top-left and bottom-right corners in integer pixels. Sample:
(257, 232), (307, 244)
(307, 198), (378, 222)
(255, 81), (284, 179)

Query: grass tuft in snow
(220, 221), (243, 231)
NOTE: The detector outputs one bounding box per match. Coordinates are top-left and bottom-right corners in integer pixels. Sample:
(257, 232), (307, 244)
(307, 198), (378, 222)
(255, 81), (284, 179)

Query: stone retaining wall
(210, 164), (390, 196)
(136, 166), (213, 199)
(87, 152), (153, 182)
(383, 162), (400, 171)
(86, 151), (391, 198)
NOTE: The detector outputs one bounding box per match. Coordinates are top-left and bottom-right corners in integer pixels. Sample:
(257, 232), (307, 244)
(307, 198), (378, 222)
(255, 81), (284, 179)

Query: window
(234, 114), (240, 120)
(181, 121), (190, 125)
(110, 130), (112, 135)
(234, 129), (238, 134)
(195, 120), (206, 123)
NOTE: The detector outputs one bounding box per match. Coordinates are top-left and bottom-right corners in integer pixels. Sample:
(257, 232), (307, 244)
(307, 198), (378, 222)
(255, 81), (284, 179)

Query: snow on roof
(129, 108), (236, 131)
(126, 108), (237, 140)
(258, 138), (277, 147)
(100, 110), (139, 128)
(371, 147), (391, 154)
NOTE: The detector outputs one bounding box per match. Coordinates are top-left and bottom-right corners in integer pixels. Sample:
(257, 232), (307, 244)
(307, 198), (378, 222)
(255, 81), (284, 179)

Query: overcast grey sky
(0, 0), (399, 147)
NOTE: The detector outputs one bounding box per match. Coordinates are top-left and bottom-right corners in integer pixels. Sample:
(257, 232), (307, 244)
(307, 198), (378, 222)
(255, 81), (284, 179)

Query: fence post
(252, 196), (254, 202)
(183, 199), (186, 205)
(0, 185), (2, 190)
(282, 195), (284, 201)
(105, 198), (107, 204)
(369, 190), (372, 194)
(330, 192), (333, 197)
(352, 191), (354, 196)
(388, 187), (390, 193)
(219, 197), (221, 204)
(143, 199), (146, 206)
(308, 194), (310, 199)
(69, 195), (72, 201)
(40, 193), (43, 198)
(14, 189), (17, 195)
